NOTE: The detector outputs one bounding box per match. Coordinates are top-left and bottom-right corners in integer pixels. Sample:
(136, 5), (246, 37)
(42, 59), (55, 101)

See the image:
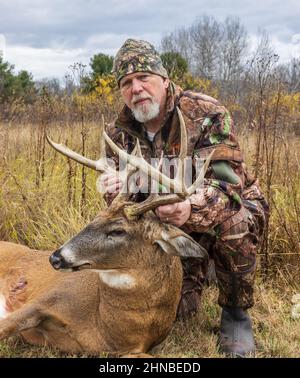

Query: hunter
(100, 38), (269, 357)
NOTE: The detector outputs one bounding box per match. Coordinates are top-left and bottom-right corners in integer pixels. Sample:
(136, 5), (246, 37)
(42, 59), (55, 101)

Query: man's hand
(155, 200), (191, 227)
(99, 173), (123, 198)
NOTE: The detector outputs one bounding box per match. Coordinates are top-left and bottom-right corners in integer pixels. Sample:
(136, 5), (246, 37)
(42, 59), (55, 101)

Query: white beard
(131, 98), (160, 123)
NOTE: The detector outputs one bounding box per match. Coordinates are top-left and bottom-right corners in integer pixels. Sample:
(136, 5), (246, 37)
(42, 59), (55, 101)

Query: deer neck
(95, 245), (178, 309)
(93, 247), (182, 353)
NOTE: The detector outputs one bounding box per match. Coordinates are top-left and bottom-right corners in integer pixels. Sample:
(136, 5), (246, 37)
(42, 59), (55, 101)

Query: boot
(219, 306), (255, 357)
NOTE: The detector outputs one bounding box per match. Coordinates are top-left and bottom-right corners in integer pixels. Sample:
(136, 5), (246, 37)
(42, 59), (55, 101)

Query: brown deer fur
(0, 209), (206, 356)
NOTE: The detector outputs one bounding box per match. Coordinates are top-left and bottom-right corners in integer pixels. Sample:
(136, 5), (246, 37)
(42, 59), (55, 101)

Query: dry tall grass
(0, 121), (300, 357)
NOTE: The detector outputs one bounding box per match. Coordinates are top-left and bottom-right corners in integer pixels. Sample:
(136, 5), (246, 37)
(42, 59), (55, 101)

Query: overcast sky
(1, 0), (300, 81)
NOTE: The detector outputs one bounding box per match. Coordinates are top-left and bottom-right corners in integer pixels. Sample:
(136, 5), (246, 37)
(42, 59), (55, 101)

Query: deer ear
(154, 228), (208, 260)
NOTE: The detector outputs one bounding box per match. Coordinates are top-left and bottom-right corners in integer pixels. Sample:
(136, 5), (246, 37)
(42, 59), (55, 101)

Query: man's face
(119, 72), (169, 123)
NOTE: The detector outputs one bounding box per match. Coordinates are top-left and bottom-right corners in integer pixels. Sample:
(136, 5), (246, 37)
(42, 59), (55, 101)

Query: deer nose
(49, 249), (63, 270)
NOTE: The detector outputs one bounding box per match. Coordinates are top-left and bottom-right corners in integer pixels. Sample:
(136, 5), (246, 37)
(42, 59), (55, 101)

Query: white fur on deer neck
(96, 270), (137, 289)
(0, 294), (9, 319)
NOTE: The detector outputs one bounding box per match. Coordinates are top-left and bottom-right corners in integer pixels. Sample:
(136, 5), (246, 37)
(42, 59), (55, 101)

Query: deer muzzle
(49, 247), (92, 271)
(49, 248), (69, 270)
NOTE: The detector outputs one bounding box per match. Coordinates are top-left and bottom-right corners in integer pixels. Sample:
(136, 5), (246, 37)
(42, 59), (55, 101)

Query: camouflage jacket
(105, 82), (268, 236)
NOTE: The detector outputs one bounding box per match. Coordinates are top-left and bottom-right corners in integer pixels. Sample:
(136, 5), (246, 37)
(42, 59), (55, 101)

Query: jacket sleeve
(182, 106), (267, 235)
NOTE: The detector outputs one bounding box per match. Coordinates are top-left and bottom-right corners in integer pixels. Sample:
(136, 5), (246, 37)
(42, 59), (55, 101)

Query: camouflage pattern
(112, 38), (168, 85)
(176, 256), (209, 321)
(105, 81), (269, 315)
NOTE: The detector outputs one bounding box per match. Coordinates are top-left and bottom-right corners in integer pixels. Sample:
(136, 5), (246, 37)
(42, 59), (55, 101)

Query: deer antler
(47, 108), (214, 218)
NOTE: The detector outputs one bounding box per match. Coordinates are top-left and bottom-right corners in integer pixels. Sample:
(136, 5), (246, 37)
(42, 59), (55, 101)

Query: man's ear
(163, 78), (170, 89)
(154, 224), (208, 260)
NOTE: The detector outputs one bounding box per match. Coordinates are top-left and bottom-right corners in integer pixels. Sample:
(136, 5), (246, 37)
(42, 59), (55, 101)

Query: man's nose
(131, 79), (143, 94)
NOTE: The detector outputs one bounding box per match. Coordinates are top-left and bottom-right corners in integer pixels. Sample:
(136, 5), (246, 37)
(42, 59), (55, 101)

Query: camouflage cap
(112, 38), (168, 86)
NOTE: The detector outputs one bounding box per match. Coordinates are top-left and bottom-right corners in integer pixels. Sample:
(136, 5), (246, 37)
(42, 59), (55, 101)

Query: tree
(219, 17), (248, 82)
(161, 27), (193, 70)
(90, 53), (114, 78)
(0, 56), (15, 102)
(278, 58), (300, 93)
(35, 78), (62, 96)
(190, 16), (222, 79)
(217, 17), (248, 99)
(15, 70), (36, 102)
(0, 56), (36, 103)
(160, 15), (248, 85)
(160, 52), (188, 79)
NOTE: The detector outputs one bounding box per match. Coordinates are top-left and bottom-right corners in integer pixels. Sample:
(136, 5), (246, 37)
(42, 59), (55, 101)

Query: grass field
(0, 122), (299, 357)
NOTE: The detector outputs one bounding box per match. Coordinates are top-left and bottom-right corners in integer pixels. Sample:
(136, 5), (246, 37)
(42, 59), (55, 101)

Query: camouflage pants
(177, 196), (267, 319)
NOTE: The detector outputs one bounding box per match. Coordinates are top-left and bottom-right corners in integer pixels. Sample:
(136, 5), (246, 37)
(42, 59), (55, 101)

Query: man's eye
(121, 82), (130, 90)
(140, 75), (149, 81)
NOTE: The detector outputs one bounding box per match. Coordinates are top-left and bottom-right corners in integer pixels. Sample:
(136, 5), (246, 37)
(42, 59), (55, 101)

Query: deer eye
(107, 229), (127, 237)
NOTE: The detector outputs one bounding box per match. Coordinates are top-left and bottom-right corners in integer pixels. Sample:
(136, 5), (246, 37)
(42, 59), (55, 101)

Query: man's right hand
(99, 173), (124, 196)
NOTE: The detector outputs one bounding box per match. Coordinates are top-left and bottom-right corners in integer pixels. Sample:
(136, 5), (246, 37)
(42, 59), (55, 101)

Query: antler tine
(135, 138), (143, 158)
(149, 151), (166, 194)
(176, 107), (188, 160)
(157, 150), (164, 171)
(118, 140), (143, 187)
(46, 135), (115, 173)
(99, 115), (106, 160)
(187, 150), (215, 195)
(111, 145), (140, 204)
(174, 106), (188, 194)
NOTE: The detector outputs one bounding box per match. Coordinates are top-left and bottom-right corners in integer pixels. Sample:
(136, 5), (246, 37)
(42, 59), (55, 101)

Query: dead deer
(0, 108), (211, 356)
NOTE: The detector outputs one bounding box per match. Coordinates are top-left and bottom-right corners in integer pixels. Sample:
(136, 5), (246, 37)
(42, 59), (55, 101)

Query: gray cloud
(1, 0), (300, 79)
(2, 0), (300, 46)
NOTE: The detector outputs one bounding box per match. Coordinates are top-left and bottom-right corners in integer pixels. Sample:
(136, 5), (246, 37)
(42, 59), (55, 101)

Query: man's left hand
(155, 199), (191, 227)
